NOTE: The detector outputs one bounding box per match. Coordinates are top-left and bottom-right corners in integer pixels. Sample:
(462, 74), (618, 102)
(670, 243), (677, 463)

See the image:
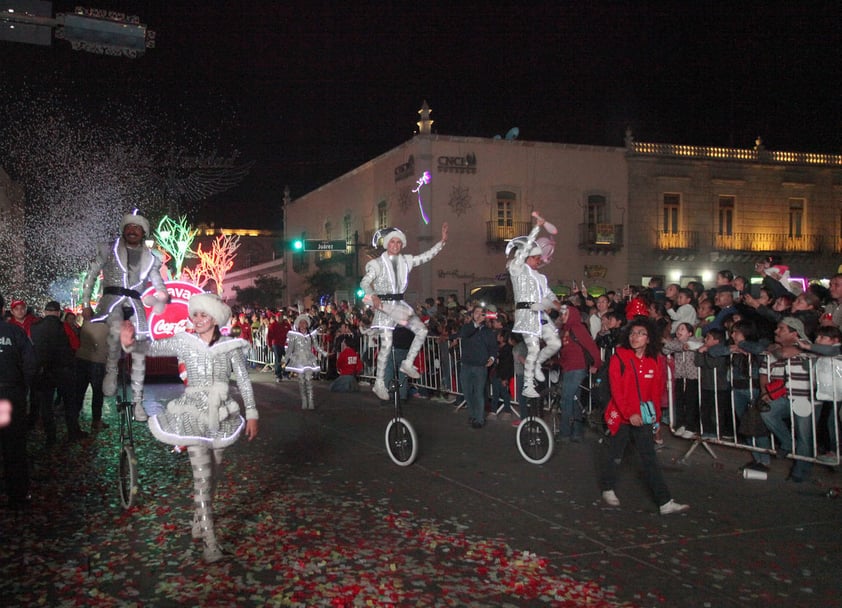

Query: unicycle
(516, 373), (554, 464)
(116, 354), (139, 508)
(384, 349), (418, 466)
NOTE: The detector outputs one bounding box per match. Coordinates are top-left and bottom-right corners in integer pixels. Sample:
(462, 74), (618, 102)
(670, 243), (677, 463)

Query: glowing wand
(412, 171), (432, 224)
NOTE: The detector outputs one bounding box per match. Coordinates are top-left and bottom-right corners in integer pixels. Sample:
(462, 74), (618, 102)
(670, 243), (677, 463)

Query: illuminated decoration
(0, 4), (156, 58)
(411, 171), (431, 224)
(153, 215), (198, 278)
(142, 280), (204, 340)
(182, 233), (240, 296)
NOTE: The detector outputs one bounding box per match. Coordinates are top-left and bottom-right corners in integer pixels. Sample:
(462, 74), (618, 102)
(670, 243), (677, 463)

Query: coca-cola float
(141, 280), (207, 377)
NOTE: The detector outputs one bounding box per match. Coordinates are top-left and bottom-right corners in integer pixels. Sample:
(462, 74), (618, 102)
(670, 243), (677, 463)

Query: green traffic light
(292, 239), (304, 251)
(355, 288), (365, 298)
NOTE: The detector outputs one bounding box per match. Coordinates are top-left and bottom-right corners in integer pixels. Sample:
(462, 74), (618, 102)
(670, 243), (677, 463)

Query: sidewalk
(0, 370), (839, 607)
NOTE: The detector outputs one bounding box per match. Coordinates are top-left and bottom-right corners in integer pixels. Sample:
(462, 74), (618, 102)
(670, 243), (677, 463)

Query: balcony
(578, 223), (624, 253)
(485, 220), (533, 248)
(712, 232), (821, 254)
(655, 230), (700, 251)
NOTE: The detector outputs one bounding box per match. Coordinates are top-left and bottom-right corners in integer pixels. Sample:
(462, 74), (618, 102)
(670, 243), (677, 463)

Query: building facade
(627, 135), (842, 288)
(284, 106), (629, 308)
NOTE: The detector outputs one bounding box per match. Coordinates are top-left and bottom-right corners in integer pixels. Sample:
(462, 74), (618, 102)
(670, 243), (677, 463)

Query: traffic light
(291, 239), (304, 251)
(355, 287), (365, 300)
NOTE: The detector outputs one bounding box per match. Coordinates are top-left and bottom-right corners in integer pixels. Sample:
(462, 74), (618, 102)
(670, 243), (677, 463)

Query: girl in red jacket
(600, 317), (690, 515)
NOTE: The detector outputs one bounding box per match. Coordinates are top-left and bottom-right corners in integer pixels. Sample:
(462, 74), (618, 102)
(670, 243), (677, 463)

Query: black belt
(516, 302), (534, 309)
(378, 294), (404, 301)
(104, 286), (142, 300)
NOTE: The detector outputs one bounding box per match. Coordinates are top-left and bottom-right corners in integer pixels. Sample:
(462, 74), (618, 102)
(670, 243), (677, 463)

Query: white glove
(530, 302), (544, 312)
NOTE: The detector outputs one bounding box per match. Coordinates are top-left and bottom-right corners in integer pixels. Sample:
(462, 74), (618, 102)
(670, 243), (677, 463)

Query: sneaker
(399, 360), (421, 379)
(133, 401), (148, 422)
(659, 499), (690, 515)
(602, 490), (620, 507)
(103, 371), (117, 397)
(817, 452), (838, 465)
(672, 426), (687, 437)
(680, 429), (698, 439)
(91, 420), (109, 431)
(372, 382), (389, 401)
(534, 366), (546, 383)
(522, 385), (539, 399)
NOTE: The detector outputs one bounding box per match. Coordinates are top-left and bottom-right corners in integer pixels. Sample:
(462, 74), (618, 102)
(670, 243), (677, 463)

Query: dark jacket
(30, 315), (75, 381)
(0, 318), (37, 387)
(459, 321), (497, 367)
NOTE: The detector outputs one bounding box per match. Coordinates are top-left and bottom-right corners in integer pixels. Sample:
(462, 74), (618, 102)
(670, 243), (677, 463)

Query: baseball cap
(780, 317), (808, 341)
(44, 301), (61, 312)
(10, 300), (25, 309)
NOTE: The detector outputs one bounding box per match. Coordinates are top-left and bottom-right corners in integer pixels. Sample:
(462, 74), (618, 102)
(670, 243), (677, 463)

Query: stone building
(283, 102), (629, 308)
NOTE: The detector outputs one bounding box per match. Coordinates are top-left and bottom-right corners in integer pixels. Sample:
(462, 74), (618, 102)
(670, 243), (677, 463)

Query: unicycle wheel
(118, 444), (139, 508)
(516, 417), (554, 465)
(385, 417), (418, 466)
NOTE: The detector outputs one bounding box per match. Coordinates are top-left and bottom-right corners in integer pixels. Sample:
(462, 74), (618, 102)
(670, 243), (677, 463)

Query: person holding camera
(459, 306), (498, 428)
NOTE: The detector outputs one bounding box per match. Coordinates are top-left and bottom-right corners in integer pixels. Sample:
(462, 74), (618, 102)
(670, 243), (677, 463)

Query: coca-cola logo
(142, 280), (205, 340)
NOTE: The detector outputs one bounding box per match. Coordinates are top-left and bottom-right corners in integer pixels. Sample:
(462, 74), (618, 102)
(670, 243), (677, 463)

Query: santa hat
(372, 227), (407, 248)
(188, 293), (231, 327)
(121, 210), (150, 235)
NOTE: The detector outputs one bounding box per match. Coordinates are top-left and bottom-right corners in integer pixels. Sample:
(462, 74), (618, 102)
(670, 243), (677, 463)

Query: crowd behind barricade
(7, 252), (839, 504)
(236, 255), (841, 483)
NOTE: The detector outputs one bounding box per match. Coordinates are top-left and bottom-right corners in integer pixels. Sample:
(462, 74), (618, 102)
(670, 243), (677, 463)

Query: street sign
(302, 239), (347, 252)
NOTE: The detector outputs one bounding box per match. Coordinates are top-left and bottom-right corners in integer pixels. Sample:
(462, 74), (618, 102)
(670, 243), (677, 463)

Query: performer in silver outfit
(285, 314), (327, 410)
(81, 210), (169, 421)
(121, 293), (259, 563)
(360, 223), (448, 401)
(506, 213), (561, 398)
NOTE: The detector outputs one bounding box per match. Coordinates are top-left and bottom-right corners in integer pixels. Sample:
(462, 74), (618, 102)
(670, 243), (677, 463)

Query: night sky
(2, 1), (839, 229)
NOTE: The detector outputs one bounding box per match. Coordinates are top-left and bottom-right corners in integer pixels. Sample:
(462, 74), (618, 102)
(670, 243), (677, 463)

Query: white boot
(133, 400), (148, 422)
(399, 360), (421, 379)
(373, 381), (389, 401)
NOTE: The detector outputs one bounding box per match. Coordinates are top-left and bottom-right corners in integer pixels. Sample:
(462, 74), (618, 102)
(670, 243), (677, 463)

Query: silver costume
(137, 332), (258, 448)
(132, 331), (258, 563)
(81, 238), (167, 404)
(360, 239), (445, 395)
(507, 224), (560, 395)
(285, 328), (327, 410)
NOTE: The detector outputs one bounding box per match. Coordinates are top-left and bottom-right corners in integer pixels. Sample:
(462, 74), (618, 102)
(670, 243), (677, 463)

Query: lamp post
(282, 186), (290, 307)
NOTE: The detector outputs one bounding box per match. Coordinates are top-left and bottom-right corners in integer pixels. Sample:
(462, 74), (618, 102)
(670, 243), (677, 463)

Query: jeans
(600, 422), (671, 507)
(461, 364), (488, 424)
(489, 375), (512, 413)
(272, 345), (286, 379)
(559, 368), (588, 439)
(760, 396), (817, 479)
(383, 347), (409, 401)
(74, 357), (105, 422)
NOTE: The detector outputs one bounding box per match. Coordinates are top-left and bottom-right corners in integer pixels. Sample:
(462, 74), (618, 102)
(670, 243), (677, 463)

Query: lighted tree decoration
(184, 233), (240, 295)
(153, 215), (198, 278)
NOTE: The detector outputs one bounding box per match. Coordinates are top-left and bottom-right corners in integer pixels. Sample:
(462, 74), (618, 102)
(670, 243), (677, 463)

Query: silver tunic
(508, 225), (557, 336)
(138, 333), (258, 449)
(81, 238), (167, 338)
(360, 240), (445, 330)
(285, 329), (327, 373)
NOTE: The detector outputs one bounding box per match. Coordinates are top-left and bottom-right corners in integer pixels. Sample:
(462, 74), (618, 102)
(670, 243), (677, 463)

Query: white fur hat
(188, 293), (231, 327)
(373, 227), (406, 248)
(294, 314), (310, 329)
(121, 210), (150, 235)
(505, 236), (542, 258)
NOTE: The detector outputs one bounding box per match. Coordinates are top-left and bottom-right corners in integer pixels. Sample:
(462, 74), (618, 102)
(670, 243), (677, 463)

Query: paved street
(1, 370), (839, 607)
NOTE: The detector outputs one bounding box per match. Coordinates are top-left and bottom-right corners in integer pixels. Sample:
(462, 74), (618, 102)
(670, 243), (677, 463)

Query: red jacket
(560, 306), (602, 371)
(336, 347), (363, 376)
(604, 346), (663, 435)
(266, 319), (291, 348)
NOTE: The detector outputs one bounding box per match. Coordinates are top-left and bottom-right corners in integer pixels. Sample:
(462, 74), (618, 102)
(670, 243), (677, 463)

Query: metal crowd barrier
(247, 324), (840, 468)
(579, 349), (841, 468)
